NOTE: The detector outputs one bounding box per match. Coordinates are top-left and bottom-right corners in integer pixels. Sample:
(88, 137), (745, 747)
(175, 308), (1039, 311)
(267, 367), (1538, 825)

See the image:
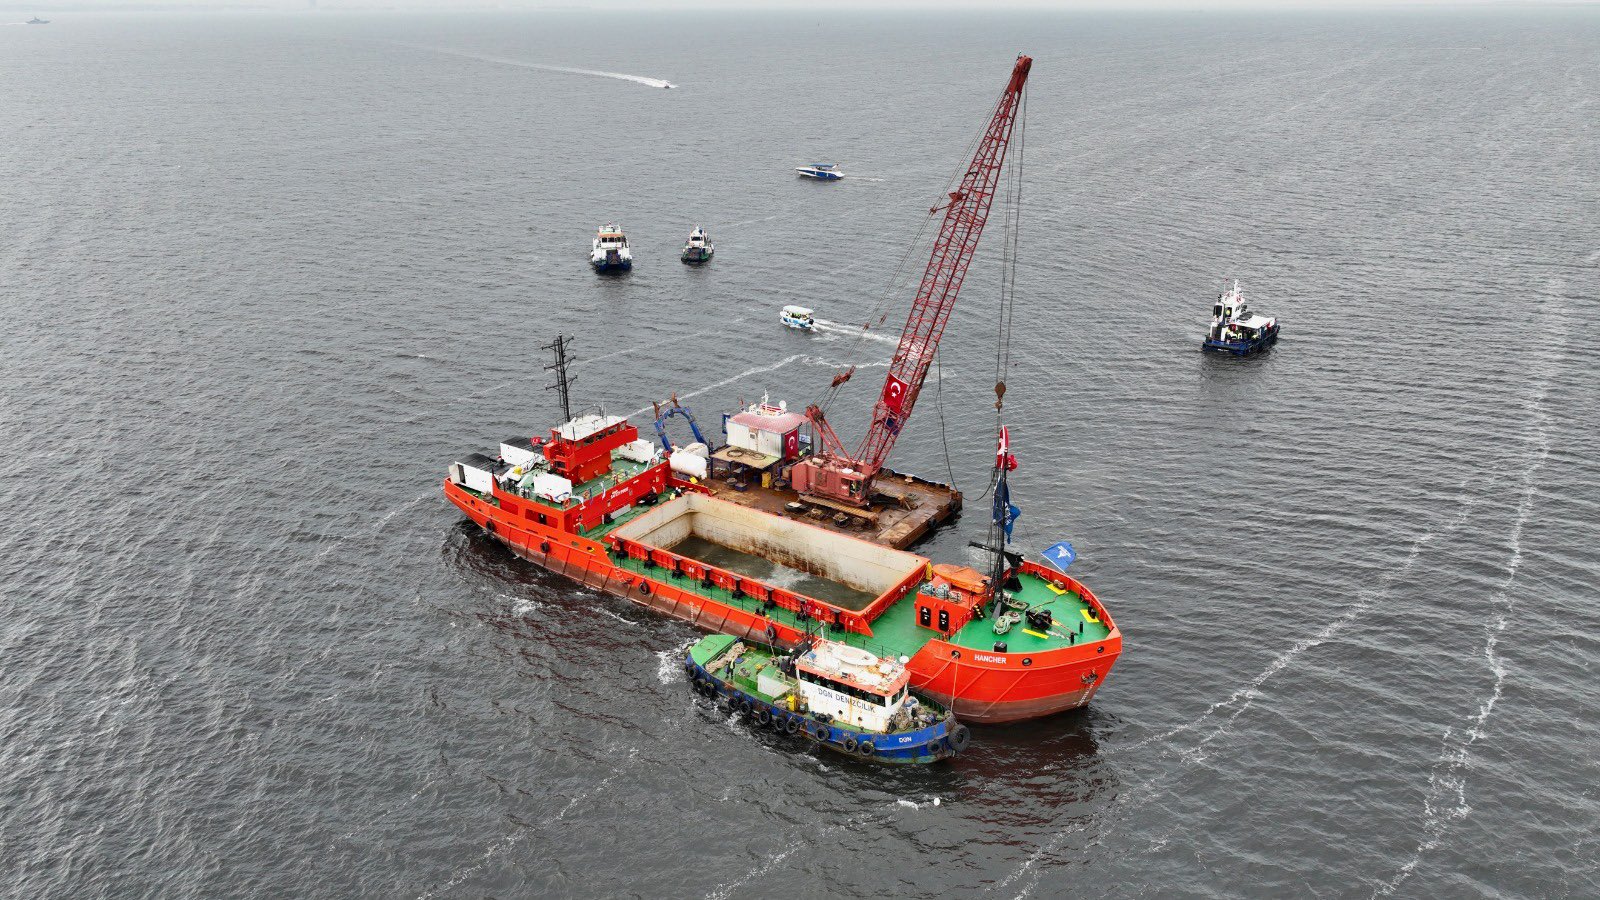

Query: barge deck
(696, 466), (961, 550)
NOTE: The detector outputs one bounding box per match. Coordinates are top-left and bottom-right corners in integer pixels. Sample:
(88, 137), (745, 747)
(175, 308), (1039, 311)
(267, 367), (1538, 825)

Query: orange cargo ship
(443, 407), (1120, 724)
(444, 54), (1121, 725)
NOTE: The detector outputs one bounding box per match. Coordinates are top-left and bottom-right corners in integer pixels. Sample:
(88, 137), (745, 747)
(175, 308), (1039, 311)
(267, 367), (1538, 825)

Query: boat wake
(1002, 480), (1492, 899)
(656, 639), (696, 684)
(389, 42), (675, 89)
(624, 355), (888, 421)
(1372, 276), (1567, 898)
(811, 318), (900, 346)
(414, 748), (643, 900)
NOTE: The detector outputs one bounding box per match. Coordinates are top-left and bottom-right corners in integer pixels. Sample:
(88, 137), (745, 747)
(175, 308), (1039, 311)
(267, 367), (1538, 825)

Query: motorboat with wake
(796, 163), (843, 181)
(780, 305), (815, 330)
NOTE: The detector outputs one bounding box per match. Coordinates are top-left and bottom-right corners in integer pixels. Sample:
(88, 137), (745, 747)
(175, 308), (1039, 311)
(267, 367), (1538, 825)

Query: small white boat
(780, 305), (815, 330)
(590, 225), (633, 273)
(796, 163), (843, 181)
(680, 226), (714, 264)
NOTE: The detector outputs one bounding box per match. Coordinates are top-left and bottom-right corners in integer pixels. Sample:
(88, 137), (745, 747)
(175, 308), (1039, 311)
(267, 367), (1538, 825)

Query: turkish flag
(881, 375), (908, 416)
(784, 430), (798, 457)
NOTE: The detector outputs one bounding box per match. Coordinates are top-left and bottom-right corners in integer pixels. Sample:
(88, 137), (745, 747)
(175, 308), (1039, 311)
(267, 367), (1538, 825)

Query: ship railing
(608, 537), (879, 637)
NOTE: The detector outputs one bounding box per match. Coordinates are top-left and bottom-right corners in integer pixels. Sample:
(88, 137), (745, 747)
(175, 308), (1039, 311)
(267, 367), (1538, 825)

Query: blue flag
(994, 478), (1022, 540)
(1043, 541), (1076, 572)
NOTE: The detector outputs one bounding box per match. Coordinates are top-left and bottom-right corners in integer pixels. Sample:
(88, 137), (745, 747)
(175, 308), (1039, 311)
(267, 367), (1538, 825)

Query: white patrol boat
(1203, 280), (1280, 355)
(590, 225), (634, 273)
(796, 163), (844, 181)
(780, 305), (815, 331)
(680, 226), (714, 264)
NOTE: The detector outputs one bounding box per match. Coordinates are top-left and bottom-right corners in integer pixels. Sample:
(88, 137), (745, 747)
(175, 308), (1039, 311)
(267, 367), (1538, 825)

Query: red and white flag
(996, 426), (1018, 471)
(881, 375), (909, 416)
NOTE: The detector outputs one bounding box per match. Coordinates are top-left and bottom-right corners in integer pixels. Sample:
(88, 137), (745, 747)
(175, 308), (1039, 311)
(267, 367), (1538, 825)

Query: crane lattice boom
(796, 54), (1031, 507)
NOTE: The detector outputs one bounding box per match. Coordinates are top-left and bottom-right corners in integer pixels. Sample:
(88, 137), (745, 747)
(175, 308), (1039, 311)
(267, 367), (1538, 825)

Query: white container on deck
(499, 439), (540, 469)
(615, 439), (657, 464)
(532, 473), (574, 504)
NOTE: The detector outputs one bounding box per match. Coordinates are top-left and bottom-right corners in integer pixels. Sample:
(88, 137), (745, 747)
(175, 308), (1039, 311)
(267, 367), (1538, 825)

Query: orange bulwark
(444, 449), (1120, 725)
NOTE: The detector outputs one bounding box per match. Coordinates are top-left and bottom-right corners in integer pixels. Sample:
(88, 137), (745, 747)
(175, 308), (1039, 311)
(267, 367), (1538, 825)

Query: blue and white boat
(796, 163), (844, 181)
(1203, 280), (1280, 356)
(780, 304), (815, 331)
(590, 225), (634, 273)
(685, 634), (968, 765)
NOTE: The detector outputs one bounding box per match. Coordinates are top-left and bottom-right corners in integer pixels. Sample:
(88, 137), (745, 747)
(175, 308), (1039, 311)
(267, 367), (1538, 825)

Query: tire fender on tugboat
(949, 724), (972, 753)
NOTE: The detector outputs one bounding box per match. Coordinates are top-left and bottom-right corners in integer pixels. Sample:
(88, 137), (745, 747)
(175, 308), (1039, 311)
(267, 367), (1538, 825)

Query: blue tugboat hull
(685, 656), (961, 765)
(1203, 324), (1281, 356)
(591, 260), (633, 273)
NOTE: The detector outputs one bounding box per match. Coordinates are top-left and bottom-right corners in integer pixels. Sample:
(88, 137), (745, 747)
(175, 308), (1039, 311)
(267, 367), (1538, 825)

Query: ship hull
(1203, 323), (1280, 356)
(447, 478), (1115, 725)
(907, 644), (1117, 724)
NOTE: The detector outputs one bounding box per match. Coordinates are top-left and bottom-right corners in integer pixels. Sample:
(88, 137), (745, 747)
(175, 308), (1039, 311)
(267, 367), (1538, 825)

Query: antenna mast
(543, 334), (577, 422)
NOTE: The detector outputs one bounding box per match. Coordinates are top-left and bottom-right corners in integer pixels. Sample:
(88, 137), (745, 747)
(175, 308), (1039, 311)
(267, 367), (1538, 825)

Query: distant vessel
(589, 225), (633, 273)
(680, 226), (713, 264)
(686, 634), (968, 764)
(26, 17), (49, 24)
(796, 163), (843, 181)
(780, 305), (815, 330)
(1203, 280), (1280, 356)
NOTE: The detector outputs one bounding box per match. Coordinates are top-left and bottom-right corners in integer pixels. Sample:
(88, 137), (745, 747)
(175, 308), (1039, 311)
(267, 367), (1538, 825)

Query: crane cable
(995, 83), (1026, 416)
(977, 82), (1027, 504)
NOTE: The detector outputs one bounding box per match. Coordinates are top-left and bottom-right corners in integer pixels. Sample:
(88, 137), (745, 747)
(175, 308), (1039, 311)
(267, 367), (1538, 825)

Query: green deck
(611, 542), (1110, 659)
(689, 634), (787, 703)
(515, 456), (654, 511)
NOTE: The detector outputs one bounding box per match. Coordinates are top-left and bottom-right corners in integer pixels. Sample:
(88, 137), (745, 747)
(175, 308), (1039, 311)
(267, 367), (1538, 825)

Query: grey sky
(7, 0), (1593, 10)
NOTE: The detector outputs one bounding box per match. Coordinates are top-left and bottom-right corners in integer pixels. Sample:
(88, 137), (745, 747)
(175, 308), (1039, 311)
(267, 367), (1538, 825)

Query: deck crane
(791, 54), (1032, 509)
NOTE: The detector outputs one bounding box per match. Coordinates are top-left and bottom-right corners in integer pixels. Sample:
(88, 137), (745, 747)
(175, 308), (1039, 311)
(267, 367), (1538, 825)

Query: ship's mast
(543, 334), (577, 423)
(970, 424), (1021, 619)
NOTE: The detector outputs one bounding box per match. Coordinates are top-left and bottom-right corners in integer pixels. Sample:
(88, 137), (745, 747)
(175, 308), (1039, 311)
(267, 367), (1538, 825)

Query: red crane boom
(793, 54), (1032, 508)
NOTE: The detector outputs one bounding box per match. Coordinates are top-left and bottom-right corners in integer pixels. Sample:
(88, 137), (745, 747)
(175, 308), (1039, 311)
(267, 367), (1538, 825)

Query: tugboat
(590, 225), (633, 273)
(795, 163), (844, 181)
(780, 305), (815, 331)
(686, 633), (968, 764)
(680, 226), (714, 264)
(1203, 280), (1280, 355)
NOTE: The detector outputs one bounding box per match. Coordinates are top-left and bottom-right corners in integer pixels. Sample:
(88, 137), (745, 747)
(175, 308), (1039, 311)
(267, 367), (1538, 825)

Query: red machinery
(791, 55), (1033, 507)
